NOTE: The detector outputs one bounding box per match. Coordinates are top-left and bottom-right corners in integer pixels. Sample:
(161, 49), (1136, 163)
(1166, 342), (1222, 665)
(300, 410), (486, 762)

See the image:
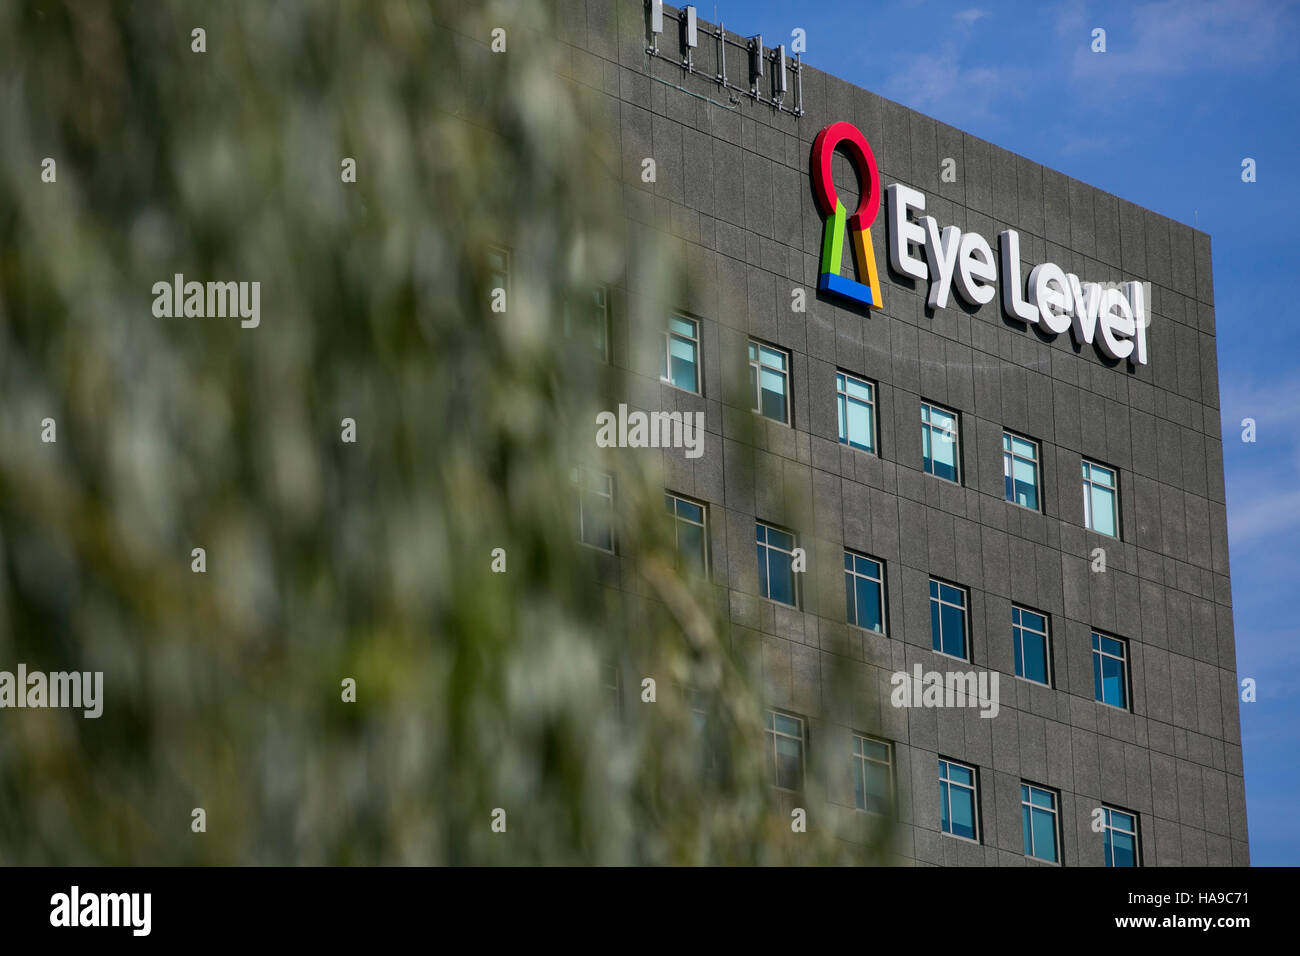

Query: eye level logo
(811, 121), (883, 309)
(808, 120), (1151, 367)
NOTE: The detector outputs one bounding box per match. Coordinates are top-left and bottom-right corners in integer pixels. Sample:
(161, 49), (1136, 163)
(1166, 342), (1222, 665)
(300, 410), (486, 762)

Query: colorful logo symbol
(811, 121), (883, 309)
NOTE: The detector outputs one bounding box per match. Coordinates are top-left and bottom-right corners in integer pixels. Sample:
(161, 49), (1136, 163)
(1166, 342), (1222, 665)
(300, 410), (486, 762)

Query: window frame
(938, 757), (981, 843)
(571, 466), (616, 554)
(563, 285), (610, 363)
(1003, 430), (1042, 511)
(749, 340), (792, 425)
(1012, 604), (1053, 687)
(836, 371), (878, 454)
(765, 710), (806, 794)
(929, 577), (970, 662)
(852, 734), (895, 816)
(844, 549), (887, 635)
(660, 314), (702, 394)
(1020, 782), (1061, 864)
(680, 684), (717, 773)
(756, 520), (800, 608)
(1102, 805), (1141, 867)
(1082, 458), (1120, 538)
(665, 491), (710, 578)
(921, 400), (962, 484)
(1091, 630), (1130, 711)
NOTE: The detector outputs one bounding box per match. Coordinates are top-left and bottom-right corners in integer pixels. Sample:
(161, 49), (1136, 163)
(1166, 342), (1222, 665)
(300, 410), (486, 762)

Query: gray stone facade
(555, 0), (1247, 865)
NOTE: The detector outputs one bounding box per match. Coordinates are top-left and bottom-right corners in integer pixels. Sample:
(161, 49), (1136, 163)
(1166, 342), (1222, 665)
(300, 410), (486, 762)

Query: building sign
(811, 122), (884, 308)
(811, 121), (1149, 366)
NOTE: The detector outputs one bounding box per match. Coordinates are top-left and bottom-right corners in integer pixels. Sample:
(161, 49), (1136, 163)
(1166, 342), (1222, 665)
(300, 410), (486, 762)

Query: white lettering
(998, 231), (1039, 323)
(886, 184), (928, 281)
(1028, 262), (1072, 334)
(1096, 287), (1136, 360)
(956, 231), (997, 306)
(921, 217), (962, 309)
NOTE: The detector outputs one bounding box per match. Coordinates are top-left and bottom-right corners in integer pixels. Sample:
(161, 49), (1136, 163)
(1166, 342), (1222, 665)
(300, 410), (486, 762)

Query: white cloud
(881, 53), (1027, 122)
(1221, 376), (1300, 434)
(1071, 0), (1298, 82)
(877, 7), (1021, 124)
(1221, 374), (1300, 546)
(1227, 486), (1300, 545)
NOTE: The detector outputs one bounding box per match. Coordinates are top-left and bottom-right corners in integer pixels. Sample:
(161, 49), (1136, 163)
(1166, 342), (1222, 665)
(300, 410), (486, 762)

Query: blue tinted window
(930, 579), (968, 659)
(939, 759), (979, 841)
(1091, 632), (1128, 709)
(757, 522), (797, 607)
(1003, 432), (1041, 510)
(662, 316), (700, 393)
(750, 342), (790, 423)
(837, 373), (876, 452)
(922, 402), (960, 483)
(1021, 784), (1059, 862)
(1013, 606), (1051, 685)
(1104, 807), (1139, 867)
(1082, 460), (1119, 536)
(845, 551), (885, 633)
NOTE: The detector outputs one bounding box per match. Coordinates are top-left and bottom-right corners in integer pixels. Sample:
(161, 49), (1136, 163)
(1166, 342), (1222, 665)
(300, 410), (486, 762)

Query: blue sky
(727, 0), (1300, 864)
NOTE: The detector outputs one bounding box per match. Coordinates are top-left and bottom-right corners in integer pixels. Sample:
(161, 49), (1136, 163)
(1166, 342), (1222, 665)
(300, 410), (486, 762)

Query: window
(1091, 632), (1129, 709)
(844, 551), (886, 633)
(853, 736), (894, 815)
(1102, 806), (1140, 867)
(665, 493), (708, 576)
(487, 246), (510, 300)
(929, 578), (969, 660)
(1021, 784), (1060, 863)
(836, 373), (876, 453)
(1012, 606), (1051, 686)
(938, 758), (979, 841)
(765, 711), (805, 792)
(1082, 459), (1119, 536)
(756, 522), (798, 607)
(603, 663), (621, 717)
(661, 315), (700, 393)
(1003, 432), (1041, 510)
(921, 402), (960, 483)
(684, 685), (709, 735)
(749, 341), (790, 424)
(682, 685), (716, 771)
(563, 286), (608, 362)
(571, 467), (614, 552)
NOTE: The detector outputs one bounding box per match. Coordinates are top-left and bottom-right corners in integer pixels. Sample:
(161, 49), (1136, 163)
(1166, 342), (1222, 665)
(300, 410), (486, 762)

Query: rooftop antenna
(646, 0), (663, 54)
(681, 5), (698, 71)
(774, 43), (787, 102)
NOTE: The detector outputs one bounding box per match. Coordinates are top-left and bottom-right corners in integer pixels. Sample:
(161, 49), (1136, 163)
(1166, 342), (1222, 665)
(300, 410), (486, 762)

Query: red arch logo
(811, 121), (883, 308)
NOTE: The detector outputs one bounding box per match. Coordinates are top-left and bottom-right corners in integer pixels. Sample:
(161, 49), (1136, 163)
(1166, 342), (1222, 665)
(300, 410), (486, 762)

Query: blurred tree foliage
(0, 0), (892, 864)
